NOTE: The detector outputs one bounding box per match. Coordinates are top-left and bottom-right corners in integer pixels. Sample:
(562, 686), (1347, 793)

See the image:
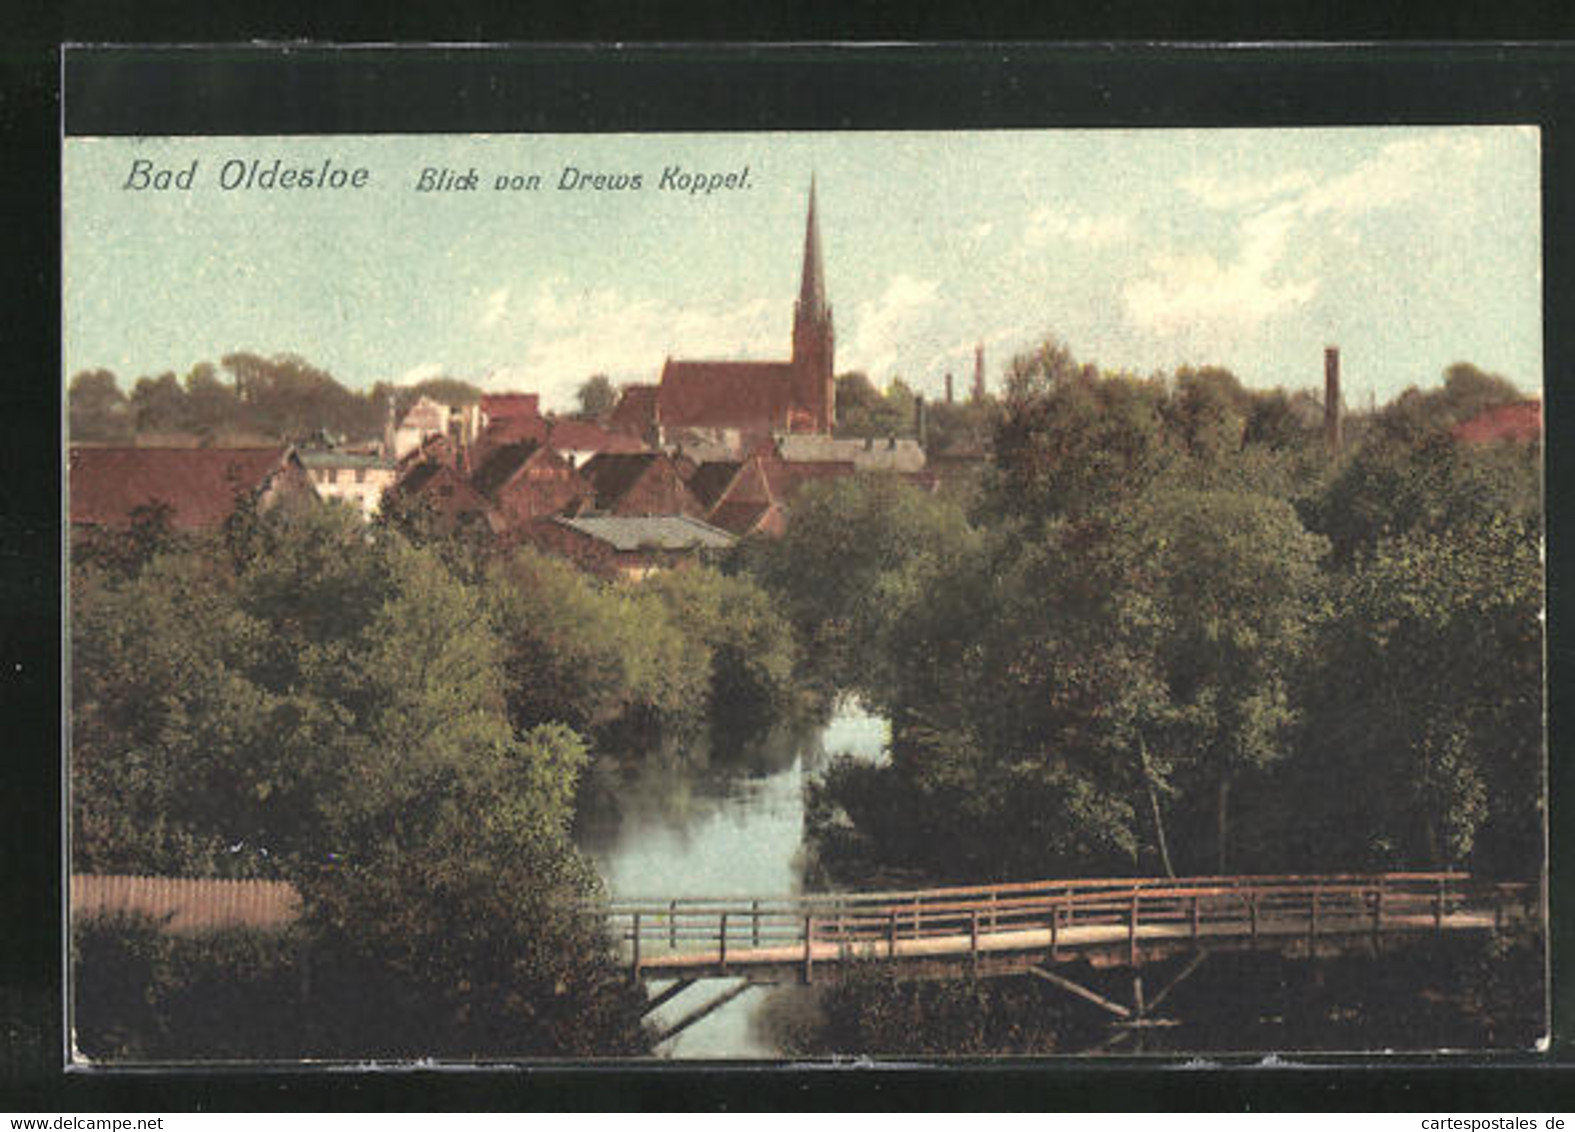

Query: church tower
(791, 178), (836, 432)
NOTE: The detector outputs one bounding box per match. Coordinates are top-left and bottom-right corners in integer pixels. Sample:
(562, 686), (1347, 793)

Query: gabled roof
(470, 440), (545, 498)
(481, 392), (541, 423)
(686, 461), (743, 510)
(1451, 400), (1542, 445)
(555, 514), (736, 552)
(708, 500), (778, 537)
(658, 360), (798, 430)
(69, 446), (300, 529)
(579, 451), (663, 509)
(608, 384), (659, 435)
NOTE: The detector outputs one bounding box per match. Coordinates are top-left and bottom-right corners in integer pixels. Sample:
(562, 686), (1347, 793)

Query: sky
(64, 128), (1542, 413)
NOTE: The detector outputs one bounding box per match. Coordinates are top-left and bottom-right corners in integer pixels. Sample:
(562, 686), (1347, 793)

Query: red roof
(481, 393), (541, 425)
(607, 384), (658, 436)
(546, 418), (647, 455)
(1451, 400), (1542, 445)
(658, 360), (798, 431)
(759, 457), (857, 501)
(69, 446), (299, 529)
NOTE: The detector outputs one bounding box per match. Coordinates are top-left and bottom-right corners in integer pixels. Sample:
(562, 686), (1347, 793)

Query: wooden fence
(71, 874), (302, 933)
(600, 872), (1539, 980)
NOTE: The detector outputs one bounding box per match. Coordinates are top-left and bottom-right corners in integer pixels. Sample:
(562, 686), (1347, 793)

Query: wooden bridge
(598, 872), (1538, 1048)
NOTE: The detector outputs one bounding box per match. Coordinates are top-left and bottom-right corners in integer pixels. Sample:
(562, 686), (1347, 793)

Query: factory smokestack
(1324, 346), (1342, 456)
(944, 372), (954, 404)
(972, 343), (986, 403)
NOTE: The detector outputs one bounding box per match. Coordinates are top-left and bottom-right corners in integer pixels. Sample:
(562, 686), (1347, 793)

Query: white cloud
(1128, 133), (1488, 347)
(1023, 206), (1130, 249)
(844, 274), (943, 378)
(478, 286), (510, 329)
(479, 282), (781, 410)
(1124, 202), (1317, 338)
(1301, 133), (1485, 219)
(1181, 170), (1316, 210)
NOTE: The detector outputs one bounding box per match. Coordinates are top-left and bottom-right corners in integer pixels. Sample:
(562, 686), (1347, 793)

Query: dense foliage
(753, 338), (1543, 889)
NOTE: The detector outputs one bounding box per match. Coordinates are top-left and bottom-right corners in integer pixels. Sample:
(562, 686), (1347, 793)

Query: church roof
(799, 175), (828, 320)
(658, 359), (798, 430)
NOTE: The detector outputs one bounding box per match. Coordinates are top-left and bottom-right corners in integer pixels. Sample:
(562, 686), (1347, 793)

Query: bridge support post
(970, 909), (980, 979)
(803, 915), (814, 985)
(1129, 892), (1140, 966)
(1050, 902), (1060, 962)
(632, 912), (642, 980)
(888, 909), (898, 959)
(719, 912), (729, 973)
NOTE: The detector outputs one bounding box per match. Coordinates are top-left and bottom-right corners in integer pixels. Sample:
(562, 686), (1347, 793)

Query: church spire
(792, 176), (835, 433)
(798, 175), (828, 320)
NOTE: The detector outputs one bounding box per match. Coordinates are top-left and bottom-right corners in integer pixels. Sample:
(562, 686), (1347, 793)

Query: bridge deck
(630, 910), (1501, 981)
(602, 873), (1536, 985)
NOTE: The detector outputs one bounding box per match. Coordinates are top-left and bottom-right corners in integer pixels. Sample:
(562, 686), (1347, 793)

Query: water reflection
(575, 699), (889, 1057)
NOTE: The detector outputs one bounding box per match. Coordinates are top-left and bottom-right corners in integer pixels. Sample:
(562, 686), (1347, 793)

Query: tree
(71, 501), (649, 1055)
(576, 374), (617, 420)
(484, 548), (709, 748)
(987, 341), (1173, 526)
(1291, 514), (1541, 876)
(1104, 489), (1329, 874)
(741, 474), (977, 700)
(129, 372), (191, 435)
(68, 369), (132, 442)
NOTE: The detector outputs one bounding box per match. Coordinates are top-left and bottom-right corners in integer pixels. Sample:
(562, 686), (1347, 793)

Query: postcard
(62, 119), (1547, 1064)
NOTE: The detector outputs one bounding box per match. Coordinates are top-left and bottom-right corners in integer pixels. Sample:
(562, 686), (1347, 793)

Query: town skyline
(65, 127), (1541, 413)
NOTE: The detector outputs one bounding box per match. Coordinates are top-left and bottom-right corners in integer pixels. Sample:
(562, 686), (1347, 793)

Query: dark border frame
(9, 42), (1572, 1110)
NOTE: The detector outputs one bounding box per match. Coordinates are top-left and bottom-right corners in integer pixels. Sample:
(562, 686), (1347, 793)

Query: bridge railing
(596, 873), (1537, 976)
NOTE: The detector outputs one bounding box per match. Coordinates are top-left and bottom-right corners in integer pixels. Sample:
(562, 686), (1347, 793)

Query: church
(608, 180), (836, 454)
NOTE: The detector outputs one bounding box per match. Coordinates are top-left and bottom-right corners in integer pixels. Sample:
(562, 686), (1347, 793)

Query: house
(774, 433), (927, 473)
(543, 418), (647, 468)
(469, 440), (592, 528)
(394, 395), (481, 463)
(530, 514), (737, 581)
(386, 461), (504, 535)
(68, 445), (317, 531)
(297, 448), (399, 518)
(690, 456), (787, 538)
(578, 451), (704, 517)
(1451, 400), (1542, 445)
(606, 384), (659, 442)
(758, 457), (859, 504)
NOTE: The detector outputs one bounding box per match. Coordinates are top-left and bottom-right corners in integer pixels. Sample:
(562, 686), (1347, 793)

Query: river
(576, 699), (889, 1058)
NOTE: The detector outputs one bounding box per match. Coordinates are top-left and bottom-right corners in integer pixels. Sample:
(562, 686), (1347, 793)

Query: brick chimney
(1324, 346), (1342, 456)
(944, 372), (954, 404)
